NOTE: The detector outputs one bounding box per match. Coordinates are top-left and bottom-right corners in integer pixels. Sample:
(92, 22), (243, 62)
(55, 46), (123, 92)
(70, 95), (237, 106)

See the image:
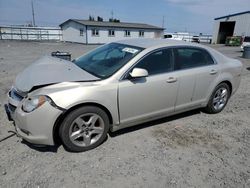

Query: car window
(134, 49), (174, 75)
(174, 48), (214, 70)
(74, 43), (143, 79)
(244, 37), (250, 42)
(108, 49), (126, 59)
(92, 48), (126, 61)
(92, 50), (107, 61)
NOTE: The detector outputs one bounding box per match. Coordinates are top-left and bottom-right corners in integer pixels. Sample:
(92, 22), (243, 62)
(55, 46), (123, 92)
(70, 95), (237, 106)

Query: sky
(0, 0), (249, 34)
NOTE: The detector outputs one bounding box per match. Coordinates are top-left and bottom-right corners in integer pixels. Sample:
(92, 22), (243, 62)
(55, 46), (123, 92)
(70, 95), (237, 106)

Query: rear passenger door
(173, 47), (218, 111)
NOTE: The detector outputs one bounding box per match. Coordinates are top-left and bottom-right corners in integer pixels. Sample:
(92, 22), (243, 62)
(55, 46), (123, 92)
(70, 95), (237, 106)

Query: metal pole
(111, 10), (114, 20)
(162, 16), (165, 29)
(31, 0), (36, 26)
(11, 27), (13, 40)
(20, 28), (23, 40)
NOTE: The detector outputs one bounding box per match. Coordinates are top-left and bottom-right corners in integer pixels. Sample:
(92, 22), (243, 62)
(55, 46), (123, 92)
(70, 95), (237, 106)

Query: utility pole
(111, 10), (114, 20)
(31, 0), (36, 26)
(162, 16), (165, 29)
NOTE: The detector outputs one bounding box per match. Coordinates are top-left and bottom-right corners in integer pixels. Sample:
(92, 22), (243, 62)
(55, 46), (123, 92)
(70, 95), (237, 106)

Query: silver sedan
(5, 39), (242, 152)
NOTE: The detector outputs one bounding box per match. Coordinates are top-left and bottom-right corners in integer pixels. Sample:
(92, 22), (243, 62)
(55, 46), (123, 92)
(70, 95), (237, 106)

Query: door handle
(166, 77), (177, 83)
(210, 69), (217, 75)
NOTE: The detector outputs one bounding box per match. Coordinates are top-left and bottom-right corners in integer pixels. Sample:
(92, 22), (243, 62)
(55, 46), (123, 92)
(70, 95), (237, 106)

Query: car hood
(14, 56), (99, 92)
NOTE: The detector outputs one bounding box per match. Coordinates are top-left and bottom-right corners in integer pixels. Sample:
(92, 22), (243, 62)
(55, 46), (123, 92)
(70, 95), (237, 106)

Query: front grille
(9, 88), (25, 102)
(8, 88), (27, 113)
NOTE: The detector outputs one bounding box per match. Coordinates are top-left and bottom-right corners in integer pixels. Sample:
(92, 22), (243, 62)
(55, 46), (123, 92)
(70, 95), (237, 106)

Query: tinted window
(244, 37), (250, 42)
(134, 49), (174, 75)
(174, 48), (214, 70)
(164, 34), (172, 38)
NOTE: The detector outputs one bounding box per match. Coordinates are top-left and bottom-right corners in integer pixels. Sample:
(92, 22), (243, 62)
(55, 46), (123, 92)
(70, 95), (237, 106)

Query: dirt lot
(0, 40), (250, 188)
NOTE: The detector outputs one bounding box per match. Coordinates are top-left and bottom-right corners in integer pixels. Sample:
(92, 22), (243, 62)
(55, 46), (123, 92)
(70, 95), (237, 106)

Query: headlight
(22, 95), (51, 113)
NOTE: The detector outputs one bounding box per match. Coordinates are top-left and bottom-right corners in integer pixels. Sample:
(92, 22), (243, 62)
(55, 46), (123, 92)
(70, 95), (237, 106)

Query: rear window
(244, 37), (250, 42)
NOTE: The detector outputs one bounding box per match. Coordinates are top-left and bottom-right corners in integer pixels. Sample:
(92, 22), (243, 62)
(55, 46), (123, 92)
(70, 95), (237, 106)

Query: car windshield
(74, 43), (143, 79)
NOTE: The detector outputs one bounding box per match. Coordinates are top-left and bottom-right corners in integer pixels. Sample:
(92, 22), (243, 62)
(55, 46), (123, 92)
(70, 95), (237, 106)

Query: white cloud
(166, 0), (209, 5)
(166, 0), (250, 17)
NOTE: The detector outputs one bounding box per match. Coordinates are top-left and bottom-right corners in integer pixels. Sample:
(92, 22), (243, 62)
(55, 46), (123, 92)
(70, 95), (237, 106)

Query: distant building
(59, 19), (164, 44)
(212, 11), (250, 44)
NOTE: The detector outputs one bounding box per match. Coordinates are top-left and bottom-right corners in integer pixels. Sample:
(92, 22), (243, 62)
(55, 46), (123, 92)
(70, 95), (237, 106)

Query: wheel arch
(218, 80), (232, 95)
(204, 79), (233, 108)
(53, 102), (113, 144)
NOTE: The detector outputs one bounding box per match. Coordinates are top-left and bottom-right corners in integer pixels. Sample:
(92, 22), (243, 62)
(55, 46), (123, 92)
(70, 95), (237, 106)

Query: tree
(88, 15), (95, 21)
(109, 18), (120, 22)
(97, 16), (103, 22)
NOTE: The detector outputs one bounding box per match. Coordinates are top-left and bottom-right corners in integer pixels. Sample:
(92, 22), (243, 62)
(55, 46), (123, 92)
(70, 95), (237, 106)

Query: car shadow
(109, 109), (202, 137)
(20, 109), (202, 152)
(21, 140), (59, 153)
(21, 133), (109, 153)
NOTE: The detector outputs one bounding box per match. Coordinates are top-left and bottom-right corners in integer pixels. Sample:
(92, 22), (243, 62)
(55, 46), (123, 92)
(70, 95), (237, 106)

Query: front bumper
(5, 101), (63, 146)
(4, 104), (13, 121)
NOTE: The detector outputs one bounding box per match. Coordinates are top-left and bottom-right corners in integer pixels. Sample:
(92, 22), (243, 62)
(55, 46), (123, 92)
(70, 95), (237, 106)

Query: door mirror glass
(130, 68), (148, 78)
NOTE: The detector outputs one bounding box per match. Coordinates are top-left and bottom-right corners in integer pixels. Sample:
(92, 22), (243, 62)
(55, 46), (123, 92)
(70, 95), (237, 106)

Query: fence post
(11, 27), (13, 39)
(20, 28), (23, 40)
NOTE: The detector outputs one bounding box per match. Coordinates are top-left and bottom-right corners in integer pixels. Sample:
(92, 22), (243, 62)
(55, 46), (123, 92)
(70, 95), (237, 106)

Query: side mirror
(129, 68), (148, 78)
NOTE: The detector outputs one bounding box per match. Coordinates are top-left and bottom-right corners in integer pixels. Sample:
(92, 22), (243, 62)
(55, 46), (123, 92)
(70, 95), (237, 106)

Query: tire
(59, 106), (109, 152)
(204, 83), (231, 114)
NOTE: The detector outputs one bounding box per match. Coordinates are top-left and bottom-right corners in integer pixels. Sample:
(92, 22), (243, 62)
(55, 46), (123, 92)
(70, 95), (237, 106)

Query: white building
(59, 19), (164, 44)
(212, 11), (250, 44)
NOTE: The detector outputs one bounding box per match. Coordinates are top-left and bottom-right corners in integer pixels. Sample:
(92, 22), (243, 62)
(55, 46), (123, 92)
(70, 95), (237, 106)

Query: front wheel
(59, 106), (109, 152)
(204, 83), (231, 114)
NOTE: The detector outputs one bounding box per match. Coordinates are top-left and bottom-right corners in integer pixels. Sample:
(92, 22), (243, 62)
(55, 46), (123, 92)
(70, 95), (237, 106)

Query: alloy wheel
(69, 113), (105, 147)
(212, 87), (228, 111)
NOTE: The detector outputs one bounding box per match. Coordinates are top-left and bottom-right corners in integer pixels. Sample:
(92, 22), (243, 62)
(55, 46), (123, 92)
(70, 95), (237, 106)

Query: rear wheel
(59, 106), (109, 152)
(204, 83), (230, 114)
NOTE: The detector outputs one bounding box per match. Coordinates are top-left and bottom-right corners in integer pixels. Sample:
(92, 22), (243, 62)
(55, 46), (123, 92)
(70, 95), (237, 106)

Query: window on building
(125, 30), (131, 37)
(139, 31), (144, 37)
(108, 30), (115, 37)
(80, 29), (84, 36)
(92, 29), (99, 36)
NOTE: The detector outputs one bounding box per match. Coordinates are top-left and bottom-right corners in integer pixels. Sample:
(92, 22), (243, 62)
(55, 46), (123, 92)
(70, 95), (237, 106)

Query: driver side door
(118, 48), (179, 126)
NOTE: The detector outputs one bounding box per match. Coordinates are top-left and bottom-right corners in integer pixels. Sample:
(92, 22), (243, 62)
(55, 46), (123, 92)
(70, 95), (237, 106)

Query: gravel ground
(0, 40), (250, 188)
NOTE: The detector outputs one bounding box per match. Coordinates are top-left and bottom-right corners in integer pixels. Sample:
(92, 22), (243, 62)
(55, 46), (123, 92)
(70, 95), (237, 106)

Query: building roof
(60, 19), (164, 30)
(214, 11), (250, 20)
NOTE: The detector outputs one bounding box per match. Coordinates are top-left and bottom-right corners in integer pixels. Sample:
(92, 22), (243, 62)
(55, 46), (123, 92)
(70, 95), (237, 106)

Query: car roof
(115, 38), (199, 49)
(115, 38), (228, 64)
